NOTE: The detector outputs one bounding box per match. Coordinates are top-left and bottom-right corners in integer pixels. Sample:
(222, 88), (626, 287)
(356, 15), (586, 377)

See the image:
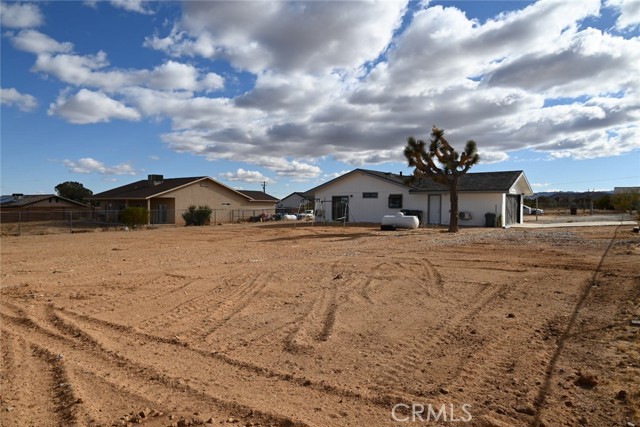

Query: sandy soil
(1, 223), (638, 427)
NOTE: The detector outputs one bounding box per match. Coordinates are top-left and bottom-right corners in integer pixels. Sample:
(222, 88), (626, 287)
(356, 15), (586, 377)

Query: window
(362, 192), (378, 199)
(388, 194), (403, 209)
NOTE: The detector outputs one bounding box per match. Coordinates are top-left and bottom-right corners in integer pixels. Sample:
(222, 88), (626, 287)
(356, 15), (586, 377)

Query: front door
(428, 194), (441, 225)
(153, 204), (168, 224)
(505, 195), (520, 225)
(331, 196), (349, 222)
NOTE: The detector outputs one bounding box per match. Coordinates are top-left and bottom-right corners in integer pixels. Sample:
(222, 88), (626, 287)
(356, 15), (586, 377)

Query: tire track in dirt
(0, 330), (70, 427)
(219, 316), (303, 353)
(192, 272), (275, 342)
(71, 272), (170, 315)
(373, 283), (510, 399)
(284, 283), (338, 353)
(446, 329), (533, 408)
(364, 257), (447, 301)
(29, 343), (80, 427)
(1, 305), (315, 427)
(87, 273), (204, 319)
(50, 306), (397, 425)
(60, 306), (393, 410)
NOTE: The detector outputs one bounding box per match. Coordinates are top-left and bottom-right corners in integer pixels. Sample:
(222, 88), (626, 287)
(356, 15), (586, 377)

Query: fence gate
(505, 195), (520, 225)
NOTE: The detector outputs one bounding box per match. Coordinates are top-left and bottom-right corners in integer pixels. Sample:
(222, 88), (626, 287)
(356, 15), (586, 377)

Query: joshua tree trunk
(448, 176), (459, 233)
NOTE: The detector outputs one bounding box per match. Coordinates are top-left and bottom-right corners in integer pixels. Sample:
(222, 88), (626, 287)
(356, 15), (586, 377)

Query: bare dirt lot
(1, 224), (639, 427)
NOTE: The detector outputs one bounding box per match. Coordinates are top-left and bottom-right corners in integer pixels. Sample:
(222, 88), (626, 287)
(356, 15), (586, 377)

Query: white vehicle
(523, 205), (544, 215)
(298, 210), (315, 220)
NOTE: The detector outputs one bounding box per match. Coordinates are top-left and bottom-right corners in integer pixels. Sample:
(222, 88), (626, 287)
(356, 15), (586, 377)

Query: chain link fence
(0, 208), (277, 236)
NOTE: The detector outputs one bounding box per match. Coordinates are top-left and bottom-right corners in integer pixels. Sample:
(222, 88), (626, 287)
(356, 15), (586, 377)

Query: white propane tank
(381, 212), (419, 229)
(283, 214), (298, 220)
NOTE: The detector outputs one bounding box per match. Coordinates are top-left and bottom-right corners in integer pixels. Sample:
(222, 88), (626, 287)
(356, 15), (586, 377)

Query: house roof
(0, 194), (89, 208)
(278, 191), (311, 202)
(305, 168), (531, 195)
(90, 176), (278, 202)
(236, 190), (279, 202)
(409, 170), (527, 193)
(90, 177), (206, 200)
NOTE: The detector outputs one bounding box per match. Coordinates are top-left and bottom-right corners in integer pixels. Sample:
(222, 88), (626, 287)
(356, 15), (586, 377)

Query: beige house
(0, 194), (90, 222)
(90, 175), (278, 225)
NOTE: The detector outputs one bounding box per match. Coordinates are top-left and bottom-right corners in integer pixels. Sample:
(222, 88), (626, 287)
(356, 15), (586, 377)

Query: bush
(182, 205), (212, 226)
(119, 207), (148, 228)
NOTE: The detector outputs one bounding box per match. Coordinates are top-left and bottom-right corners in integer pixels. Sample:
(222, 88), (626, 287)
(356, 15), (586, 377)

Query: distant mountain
(529, 190), (613, 199)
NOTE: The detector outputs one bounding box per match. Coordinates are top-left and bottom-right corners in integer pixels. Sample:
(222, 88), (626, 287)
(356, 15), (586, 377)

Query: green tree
(612, 189), (639, 215)
(404, 125), (480, 232)
(594, 194), (614, 210)
(55, 181), (93, 203)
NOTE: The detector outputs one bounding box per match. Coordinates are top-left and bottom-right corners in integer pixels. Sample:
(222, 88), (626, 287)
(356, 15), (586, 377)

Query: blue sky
(1, 0), (639, 199)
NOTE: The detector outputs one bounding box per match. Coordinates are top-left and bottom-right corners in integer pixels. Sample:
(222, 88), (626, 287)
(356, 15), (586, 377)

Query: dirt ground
(1, 223), (638, 427)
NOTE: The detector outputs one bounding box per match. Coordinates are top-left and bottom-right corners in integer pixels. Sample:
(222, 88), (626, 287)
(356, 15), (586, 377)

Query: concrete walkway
(511, 220), (638, 228)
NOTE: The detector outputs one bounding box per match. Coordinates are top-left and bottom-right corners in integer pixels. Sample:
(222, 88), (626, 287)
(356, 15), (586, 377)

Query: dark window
(362, 192), (378, 199)
(388, 194), (403, 209)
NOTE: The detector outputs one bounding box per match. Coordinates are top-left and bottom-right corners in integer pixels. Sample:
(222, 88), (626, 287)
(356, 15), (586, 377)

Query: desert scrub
(119, 207), (148, 228)
(182, 205), (212, 226)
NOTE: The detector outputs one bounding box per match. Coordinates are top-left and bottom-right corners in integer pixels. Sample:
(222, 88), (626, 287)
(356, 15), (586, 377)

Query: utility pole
(261, 181), (267, 193)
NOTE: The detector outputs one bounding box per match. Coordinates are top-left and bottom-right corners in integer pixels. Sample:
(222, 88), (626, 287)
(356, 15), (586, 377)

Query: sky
(1, 0), (639, 199)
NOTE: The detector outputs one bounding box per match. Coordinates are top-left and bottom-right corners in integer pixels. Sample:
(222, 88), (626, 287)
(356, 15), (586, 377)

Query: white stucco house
(305, 169), (534, 227)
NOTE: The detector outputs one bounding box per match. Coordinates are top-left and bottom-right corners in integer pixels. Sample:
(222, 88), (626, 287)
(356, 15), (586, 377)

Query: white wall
(314, 171), (513, 227)
(439, 192), (504, 227)
(314, 172), (424, 223)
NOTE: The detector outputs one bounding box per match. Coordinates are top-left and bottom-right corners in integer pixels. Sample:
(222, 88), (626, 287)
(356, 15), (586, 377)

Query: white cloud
(322, 170), (352, 181)
(479, 151), (510, 164)
(1, 87), (38, 112)
(219, 168), (273, 184)
(63, 157), (137, 175)
(8, 0), (640, 168)
(606, 0), (640, 30)
(532, 182), (552, 189)
(11, 29), (74, 54)
(29, 44), (224, 92)
(109, 0), (153, 15)
(147, 1), (408, 74)
(48, 89), (141, 124)
(0, 2), (43, 28)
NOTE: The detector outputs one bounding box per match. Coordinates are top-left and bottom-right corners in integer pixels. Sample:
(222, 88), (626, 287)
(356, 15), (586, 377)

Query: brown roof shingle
(90, 177), (206, 200)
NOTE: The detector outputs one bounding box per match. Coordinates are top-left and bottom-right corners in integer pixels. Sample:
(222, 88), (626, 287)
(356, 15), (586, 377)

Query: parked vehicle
(523, 205), (544, 215)
(298, 210), (315, 220)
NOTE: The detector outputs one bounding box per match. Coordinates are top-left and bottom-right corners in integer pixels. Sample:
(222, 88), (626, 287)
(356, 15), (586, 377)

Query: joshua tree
(404, 125), (480, 232)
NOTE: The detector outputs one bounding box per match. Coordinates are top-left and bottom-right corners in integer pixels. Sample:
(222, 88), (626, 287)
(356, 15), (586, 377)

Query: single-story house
(304, 169), (533, 227)
(89, 175), (278, 225)
(277, 192), (313, 214)
(0, 194), (90, 222)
